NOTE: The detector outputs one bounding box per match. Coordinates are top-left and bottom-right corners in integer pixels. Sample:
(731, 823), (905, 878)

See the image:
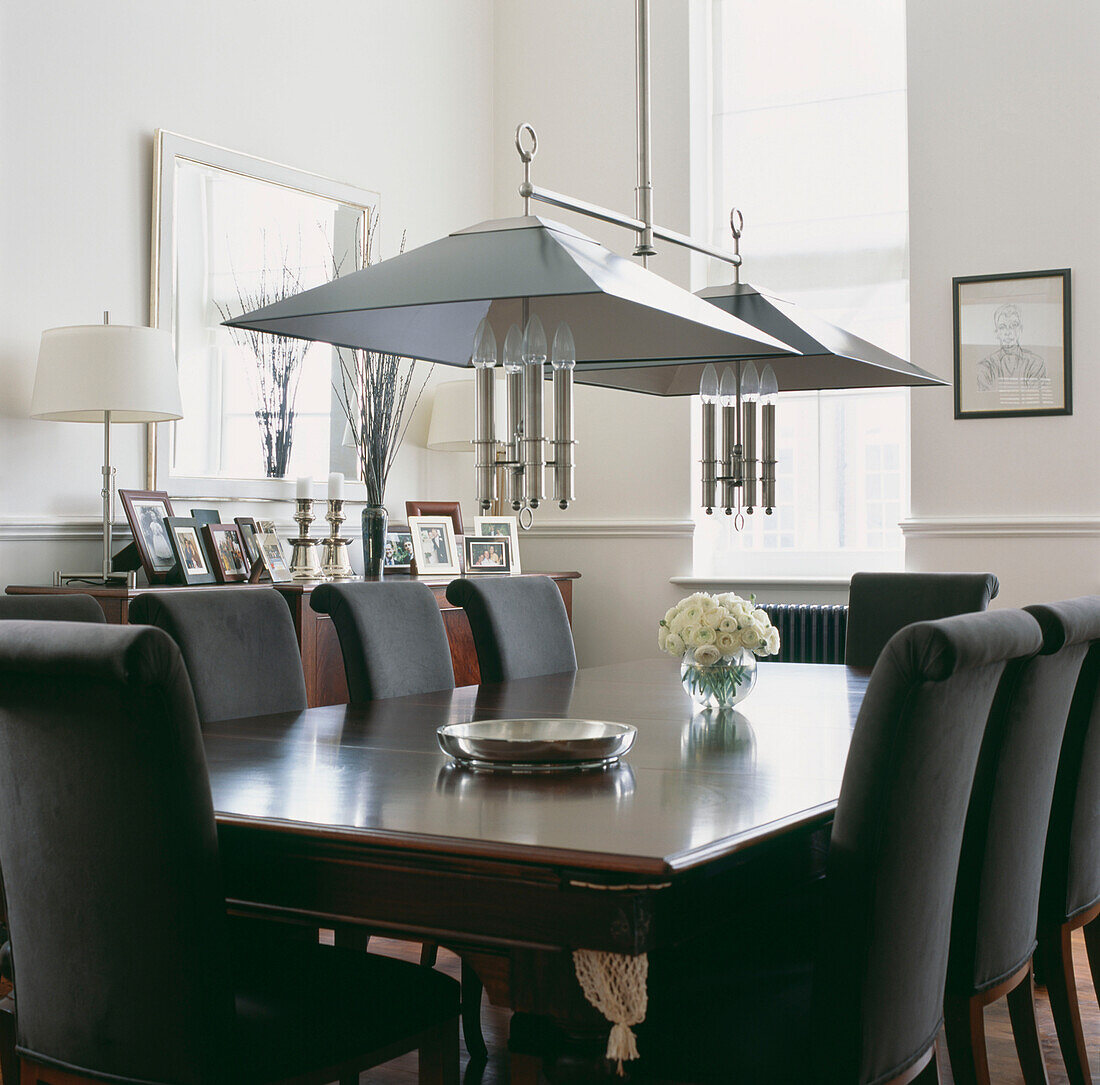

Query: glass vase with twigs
(331, 219), (429, 577)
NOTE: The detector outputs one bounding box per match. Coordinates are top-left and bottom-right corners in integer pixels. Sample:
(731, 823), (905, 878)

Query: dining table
(203, 657), (870, 1079)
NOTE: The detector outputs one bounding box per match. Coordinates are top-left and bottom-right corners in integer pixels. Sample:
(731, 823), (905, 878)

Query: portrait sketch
(953, 270), (1071, 419)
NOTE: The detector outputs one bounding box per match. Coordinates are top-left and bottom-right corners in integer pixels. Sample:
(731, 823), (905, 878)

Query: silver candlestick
(320, 499), (355, 579)
(289, 498), (323, 580)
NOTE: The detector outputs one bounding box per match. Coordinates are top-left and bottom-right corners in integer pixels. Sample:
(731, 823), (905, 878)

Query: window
(694, 0), (910, 578)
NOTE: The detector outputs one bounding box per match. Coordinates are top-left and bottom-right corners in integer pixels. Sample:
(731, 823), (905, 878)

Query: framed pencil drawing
(953, 269), (1071, 419)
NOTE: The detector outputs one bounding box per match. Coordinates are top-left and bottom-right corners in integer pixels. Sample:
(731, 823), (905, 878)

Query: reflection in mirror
(150, 131), (379, 496)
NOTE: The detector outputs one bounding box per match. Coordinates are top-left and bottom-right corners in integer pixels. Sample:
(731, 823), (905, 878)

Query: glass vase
(680, 647), (758, 710)
(361, 503), (388, 579)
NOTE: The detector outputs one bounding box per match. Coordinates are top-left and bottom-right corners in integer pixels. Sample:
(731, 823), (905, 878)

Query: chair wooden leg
(1007, 964), (1050, 1085)
(944, 993), (991, 1085)
(461, 959), (488, 1063)
(418, 1015), (460, 1085)
(913, 1050), (941, 1084)
(1082, 913), (1100, 1008)
(1039, 921), (1092, 1085)
(419, 941), (439, 968)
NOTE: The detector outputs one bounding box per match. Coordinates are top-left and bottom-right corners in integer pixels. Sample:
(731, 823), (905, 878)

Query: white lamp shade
(427, 377), (494, 453)
(31, 324), (183, 423)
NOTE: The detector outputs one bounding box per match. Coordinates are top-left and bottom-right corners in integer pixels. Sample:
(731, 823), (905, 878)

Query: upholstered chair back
(819, 608), (1042, 1083)
(0, 593), (105, 622)
(445, 576), (577, 683)
(310, 581), (455, 701)
(129, 588), (307, 723)
(1033, 598), (1100, 929)
(844, 571), (1000, 668)
(0, 621), (232, 1083)
(948, 596), (1100, 999)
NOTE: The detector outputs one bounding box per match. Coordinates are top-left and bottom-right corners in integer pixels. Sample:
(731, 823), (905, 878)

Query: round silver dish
(436, 718), (636, 771)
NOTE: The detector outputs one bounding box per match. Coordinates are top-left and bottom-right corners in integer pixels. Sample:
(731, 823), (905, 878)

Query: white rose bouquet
(659, 591), (780, 663)
(659, 591), (780, 708)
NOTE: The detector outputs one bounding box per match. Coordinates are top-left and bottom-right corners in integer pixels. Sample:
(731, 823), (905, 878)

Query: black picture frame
(952, 268), (1072, 419)
(164, 517), (217, 585)
(464, 535), (512, 573)
(383, 525), (415, 572)
(234, 517), (262, 565)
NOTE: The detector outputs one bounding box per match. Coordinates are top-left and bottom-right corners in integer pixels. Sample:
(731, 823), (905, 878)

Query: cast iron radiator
(759, 604), (848, 665)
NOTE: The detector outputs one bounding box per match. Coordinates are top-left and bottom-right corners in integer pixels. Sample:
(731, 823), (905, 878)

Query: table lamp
(31, 313), (182, 585)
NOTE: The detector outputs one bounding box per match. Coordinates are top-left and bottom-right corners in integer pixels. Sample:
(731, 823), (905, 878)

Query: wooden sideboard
(5, 573), (579, 707)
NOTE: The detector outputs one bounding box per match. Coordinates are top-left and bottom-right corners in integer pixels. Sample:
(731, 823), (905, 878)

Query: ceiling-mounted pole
(633, 0), (656, 261)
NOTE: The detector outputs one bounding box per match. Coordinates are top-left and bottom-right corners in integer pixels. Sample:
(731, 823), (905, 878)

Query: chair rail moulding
(899, 515), (1100, 539)
(0, 519), (136, 544)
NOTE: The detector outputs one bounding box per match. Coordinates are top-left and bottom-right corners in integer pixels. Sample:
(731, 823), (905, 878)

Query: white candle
(296, 476), (313, 499)
(328, 472), (345, 501)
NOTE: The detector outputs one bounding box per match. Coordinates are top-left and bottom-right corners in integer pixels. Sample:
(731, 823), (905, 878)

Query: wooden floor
(2, 933), (1098, 1083)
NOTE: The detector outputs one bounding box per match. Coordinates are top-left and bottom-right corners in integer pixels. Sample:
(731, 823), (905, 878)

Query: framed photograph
(405, 500), (464, 537)
(953, 269), (1072, 419)
(256, 531), (294, 583)
(473, 515), (522, 574)
(234, 517), (262, 565)
(163, 517), (217, 585)
(118, 489), (177, 584)
(384, 525), (415, 572)
(255, 519), (277, 534)
(201, 523), (251, 583)
(465, 535), (512, 573)
(409, 515), (461, 577)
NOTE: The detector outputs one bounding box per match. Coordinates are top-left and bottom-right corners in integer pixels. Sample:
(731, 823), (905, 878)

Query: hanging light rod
(518, 178), (744, 269)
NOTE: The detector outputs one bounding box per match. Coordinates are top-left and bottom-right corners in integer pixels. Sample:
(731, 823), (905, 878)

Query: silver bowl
(436, 718), (636, 771)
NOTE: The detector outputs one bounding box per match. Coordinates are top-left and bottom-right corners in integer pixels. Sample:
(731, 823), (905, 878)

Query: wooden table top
(204, 659), (869, 878)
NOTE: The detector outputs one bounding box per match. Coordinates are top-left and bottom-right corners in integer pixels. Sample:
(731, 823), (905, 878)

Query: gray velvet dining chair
(0, 593), (105, 622)
(0, 619), (460, 1085)
(844, 570), (1000, 668)
(445, 576), (577, 683)
(310, 581), (455, 702)
(943, 595), (1100, 1085)
(1032, 598), (1100, 1085)
(638, 608), (1043, 1084)
(128, 588), (307, 724)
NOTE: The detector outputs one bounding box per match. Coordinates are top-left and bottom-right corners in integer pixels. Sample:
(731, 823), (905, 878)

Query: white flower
(764, 628), (781, 656)
(670, 611), (691, 635)
(693, 625), (716, 646)
(665, 631), (685, 656)
(658, 626), (669, 652)
(702, 607), (725, 630)
(693, 644), (721, 666)
(717, 616), (738, 633)
(699, 595), (720, 613)
(752, 608), (771, 627)
(733, 601), (755, 619)
(664, 606), (680, 625)
(680, 603), (703, 625)
(716, 631), (738, 656)
(740, 625), (765, 650)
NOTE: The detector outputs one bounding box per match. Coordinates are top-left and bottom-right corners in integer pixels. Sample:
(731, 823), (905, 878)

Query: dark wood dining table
(204, 658), (869, 1079)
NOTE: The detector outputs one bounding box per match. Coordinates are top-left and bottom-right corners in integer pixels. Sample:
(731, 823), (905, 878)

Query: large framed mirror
(148, 130), (379, 497)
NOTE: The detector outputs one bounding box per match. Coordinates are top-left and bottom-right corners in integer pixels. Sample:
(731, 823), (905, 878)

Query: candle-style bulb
(740, 361), (760, 402)
(503, 324), (523, 373)
(472, 318), (497, 369)
(522, 314), (547, 364)
(551, 322), (575, 370)
(699, 363), (719, 404)
(760, 363), (779, 404)
(719, 366), (737, 407)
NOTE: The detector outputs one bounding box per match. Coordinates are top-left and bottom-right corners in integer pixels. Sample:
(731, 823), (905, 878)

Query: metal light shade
(571, 282), (947, 395)
(223, 216), (793, 367)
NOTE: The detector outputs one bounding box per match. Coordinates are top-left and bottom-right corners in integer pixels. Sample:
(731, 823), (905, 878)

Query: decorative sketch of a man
(976, 304), (1047, 390)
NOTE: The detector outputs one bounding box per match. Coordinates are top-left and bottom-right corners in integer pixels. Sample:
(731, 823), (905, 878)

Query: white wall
(490, 0), (695, 665)
(904, 0), (1100, 606)
(0, 0), (492, 584)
